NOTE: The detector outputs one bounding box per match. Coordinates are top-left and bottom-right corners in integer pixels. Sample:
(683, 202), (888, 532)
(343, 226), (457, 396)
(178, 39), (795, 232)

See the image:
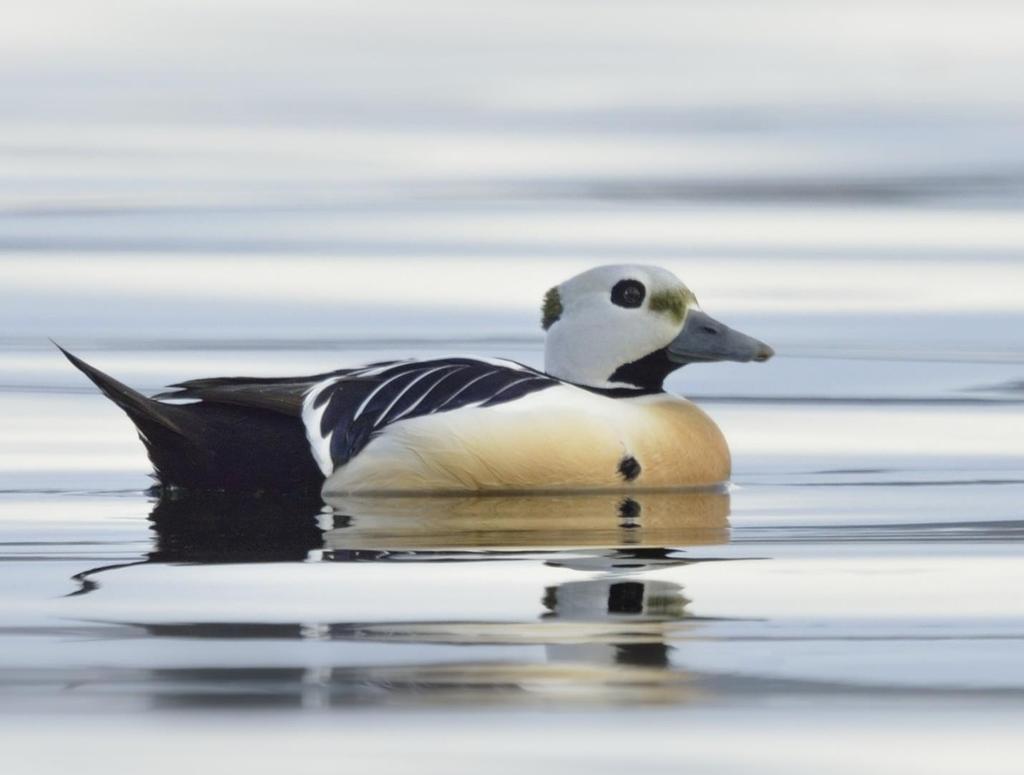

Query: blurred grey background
(1, 0), (1022, 354)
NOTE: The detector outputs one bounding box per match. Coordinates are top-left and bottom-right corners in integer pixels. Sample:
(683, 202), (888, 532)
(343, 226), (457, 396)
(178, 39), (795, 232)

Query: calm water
(4, 1), (1024, 771)
(2, 279), (1023, 771)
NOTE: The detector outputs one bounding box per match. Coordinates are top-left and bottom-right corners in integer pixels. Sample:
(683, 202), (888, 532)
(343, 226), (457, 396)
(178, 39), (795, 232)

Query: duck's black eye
(610, 279), (646, 308)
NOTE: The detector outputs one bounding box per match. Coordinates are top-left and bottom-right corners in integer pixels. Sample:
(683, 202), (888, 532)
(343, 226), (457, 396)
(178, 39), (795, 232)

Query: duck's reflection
(323, 490), (728, 552)
(68, 489), (732, 706)
(149, 490), (325, 563)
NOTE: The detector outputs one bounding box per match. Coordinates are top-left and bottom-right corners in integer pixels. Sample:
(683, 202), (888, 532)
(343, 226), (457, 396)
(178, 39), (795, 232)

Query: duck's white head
(542, 264), (773, 391)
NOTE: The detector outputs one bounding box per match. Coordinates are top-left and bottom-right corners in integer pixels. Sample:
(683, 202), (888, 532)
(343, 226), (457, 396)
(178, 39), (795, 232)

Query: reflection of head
(542, 578), (690, 621)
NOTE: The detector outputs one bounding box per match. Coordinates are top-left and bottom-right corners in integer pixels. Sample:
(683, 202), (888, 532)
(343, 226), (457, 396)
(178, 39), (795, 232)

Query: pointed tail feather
(55, 343), (187, 436)
(56, 343), (324, 493)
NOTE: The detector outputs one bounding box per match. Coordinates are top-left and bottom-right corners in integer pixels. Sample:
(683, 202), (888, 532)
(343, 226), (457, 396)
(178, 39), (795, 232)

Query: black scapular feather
(313, 360), (559, 467)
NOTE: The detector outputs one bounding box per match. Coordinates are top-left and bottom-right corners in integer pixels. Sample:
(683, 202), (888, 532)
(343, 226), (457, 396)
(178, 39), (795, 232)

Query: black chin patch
(608, 347), (678, 392)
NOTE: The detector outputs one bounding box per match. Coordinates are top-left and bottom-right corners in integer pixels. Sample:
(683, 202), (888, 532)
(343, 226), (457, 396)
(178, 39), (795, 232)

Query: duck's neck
(545, 343), (679, 396)
(552, 347), (676, 397)
(606, 346), (678, 394)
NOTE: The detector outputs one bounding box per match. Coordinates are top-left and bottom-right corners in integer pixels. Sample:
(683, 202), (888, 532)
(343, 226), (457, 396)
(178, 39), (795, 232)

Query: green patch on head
(648, 287), (694, 325)
(541, 286), (563, 330)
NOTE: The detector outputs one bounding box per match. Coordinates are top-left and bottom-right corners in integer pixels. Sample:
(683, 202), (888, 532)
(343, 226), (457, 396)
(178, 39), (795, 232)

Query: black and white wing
(303, 358), (560, 472)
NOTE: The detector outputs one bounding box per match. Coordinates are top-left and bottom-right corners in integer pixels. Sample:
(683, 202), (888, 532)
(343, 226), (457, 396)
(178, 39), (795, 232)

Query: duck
(59, 264), (773, 495)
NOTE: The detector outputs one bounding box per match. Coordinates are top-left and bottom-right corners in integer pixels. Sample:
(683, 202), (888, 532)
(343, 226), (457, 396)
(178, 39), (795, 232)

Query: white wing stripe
(301, 375), (345, 476)
(477, 375), (541, 404)
(388, 365), (468, 423)
(351, 359), (413, 378)
(372, 365), (451, 428)
(433, 369), (497, 411)
(352, 371), (418, 422)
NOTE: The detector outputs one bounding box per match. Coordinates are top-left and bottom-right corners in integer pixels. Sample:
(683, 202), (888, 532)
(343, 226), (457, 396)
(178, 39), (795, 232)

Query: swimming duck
(60, 264), (773, 495)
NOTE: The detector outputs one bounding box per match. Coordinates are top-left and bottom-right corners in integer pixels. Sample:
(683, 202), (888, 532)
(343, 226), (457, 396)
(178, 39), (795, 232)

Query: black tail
(56, 344), (189, 436)
(57, 345), (324, 494)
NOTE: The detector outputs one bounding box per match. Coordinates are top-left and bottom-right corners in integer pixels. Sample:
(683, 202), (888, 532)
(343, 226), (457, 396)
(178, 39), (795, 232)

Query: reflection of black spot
(618, 497), (641, 520)
(618, 455), (641, 481)
(607, 581), (645, 614)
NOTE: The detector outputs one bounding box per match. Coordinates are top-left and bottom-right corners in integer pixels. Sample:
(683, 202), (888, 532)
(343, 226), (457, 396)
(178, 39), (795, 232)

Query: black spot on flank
(618, 497), (642, 519)
(618, 455), (641, 482)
